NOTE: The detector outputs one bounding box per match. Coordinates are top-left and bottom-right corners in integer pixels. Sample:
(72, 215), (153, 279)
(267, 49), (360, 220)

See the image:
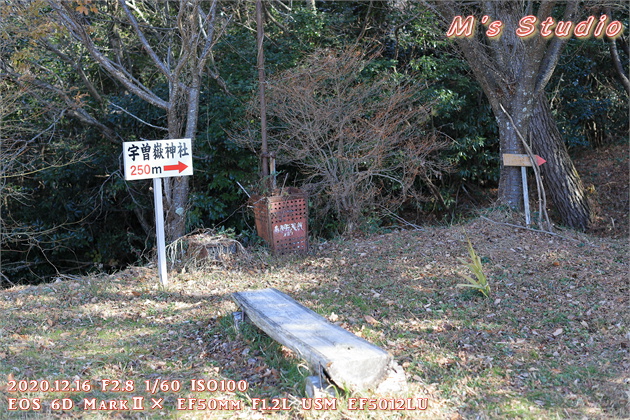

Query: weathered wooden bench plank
(231, 288), (393, 391)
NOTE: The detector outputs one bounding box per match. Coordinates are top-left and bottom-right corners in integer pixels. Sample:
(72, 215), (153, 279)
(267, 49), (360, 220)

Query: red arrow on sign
(164, 161), (188, 173)
(535, 155), (546, 166)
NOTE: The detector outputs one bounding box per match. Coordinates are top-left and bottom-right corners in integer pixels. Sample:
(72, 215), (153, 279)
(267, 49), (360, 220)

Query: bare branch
(118, 0), (170, 79)
(6, 72), (120, 143)
(534, 1), (579, 97)
(609, 37), (630, 95)
(109, 102), (168, 131)
(41, 39), (104, 104)
(234, 48), (450, 233)
(48, 0), (170, 110)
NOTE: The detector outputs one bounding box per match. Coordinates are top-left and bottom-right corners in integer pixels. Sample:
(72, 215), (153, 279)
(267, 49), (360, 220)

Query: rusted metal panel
(251, 188), (308, 254)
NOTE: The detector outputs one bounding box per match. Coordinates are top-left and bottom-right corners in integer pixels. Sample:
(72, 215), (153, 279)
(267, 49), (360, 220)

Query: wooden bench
(232, 288), (406, 393)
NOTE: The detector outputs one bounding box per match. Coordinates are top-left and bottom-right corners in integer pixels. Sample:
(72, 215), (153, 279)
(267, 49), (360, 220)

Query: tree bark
(609, 37), (630, 96)
(530, 97), (593, 229)
(605, 7), (630, 96)
(495, 110), (526, 209)
(163, 177), (189, 241)
(430, 1), (590, 227)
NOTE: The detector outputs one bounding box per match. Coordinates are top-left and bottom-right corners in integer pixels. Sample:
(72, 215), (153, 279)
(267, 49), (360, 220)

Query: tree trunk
(530, 97), (593, 229)
(163, 177), (189, 241)
(495, 107), (526, 210)
(162, 80), (201, 242)
(46, 0), (222, 244)
(433, 1), (582, 222)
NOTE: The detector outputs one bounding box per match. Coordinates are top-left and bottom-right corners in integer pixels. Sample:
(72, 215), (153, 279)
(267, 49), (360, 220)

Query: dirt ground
(0, 142), (627, 419)
(2, 207), (628, 419)
(575, 142), (629, 239)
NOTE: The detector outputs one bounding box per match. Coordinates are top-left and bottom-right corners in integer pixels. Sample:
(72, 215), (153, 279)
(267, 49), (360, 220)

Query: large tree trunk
(530, 98), (593, 229)
(431, 1), (589, 227)
(493, 103), (531, 210)
(163, 177), (189, 241)
(495, 108), (526, 210)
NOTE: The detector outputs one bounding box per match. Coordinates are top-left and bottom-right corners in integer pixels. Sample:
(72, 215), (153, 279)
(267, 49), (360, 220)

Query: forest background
(0, 0), (628, 286)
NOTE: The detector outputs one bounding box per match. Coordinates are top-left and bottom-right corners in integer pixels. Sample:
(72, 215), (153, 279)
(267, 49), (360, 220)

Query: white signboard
(123, 138), (193, 180)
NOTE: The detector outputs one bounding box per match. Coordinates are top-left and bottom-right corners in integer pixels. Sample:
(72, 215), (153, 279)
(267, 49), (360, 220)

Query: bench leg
(305, 376), (337, 398)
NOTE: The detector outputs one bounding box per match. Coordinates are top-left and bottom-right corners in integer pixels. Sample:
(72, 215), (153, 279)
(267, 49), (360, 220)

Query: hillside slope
(1, 212), (627, 419)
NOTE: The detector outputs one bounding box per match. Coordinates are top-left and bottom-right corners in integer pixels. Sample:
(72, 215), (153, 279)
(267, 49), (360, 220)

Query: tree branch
(8, 72), (121, 143)
(606, 7), (630, 95)
(41, 40), (104, 104)
(429, 1), (504, 106)
(48, 1), (170, 110)
(534, 1), (579, 97)
(118, 0), (171, 80)
(609, 37), (630, 95)
(198, 0), (220, 65)
(109, 102), (168, 131)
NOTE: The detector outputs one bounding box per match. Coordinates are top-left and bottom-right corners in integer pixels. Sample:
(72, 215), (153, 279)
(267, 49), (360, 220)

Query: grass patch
(1, 218), (627, 419)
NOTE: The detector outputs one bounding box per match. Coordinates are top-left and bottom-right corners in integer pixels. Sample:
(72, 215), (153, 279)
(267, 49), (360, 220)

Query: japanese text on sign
(273, 222), (304, 237)
(123, 138), (193, 181)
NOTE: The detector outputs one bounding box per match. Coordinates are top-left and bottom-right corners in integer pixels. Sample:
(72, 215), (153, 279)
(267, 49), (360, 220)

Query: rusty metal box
(251, 188), (308, 254)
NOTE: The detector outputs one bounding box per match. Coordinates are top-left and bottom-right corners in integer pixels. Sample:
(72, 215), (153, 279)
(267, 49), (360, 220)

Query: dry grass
(1, 211), (628, 419)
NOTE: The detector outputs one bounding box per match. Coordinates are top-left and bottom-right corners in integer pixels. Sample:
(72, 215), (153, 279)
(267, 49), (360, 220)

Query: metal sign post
(152, 178), (168, 287)
(123, 138), (193, 288)
(521, 166), (531, 226)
